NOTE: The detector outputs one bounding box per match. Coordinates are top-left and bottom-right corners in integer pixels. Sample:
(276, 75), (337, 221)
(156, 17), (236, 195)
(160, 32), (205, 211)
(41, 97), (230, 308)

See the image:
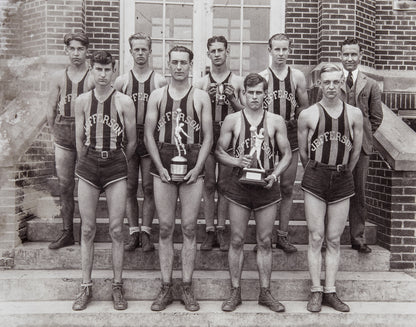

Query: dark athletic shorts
(75, 147), (128, 190)
(150, 142), (203, 183)
(54, 115), (76, 151)
(135, 124), (149, 158)
(301, 160), (355, 204)
(219, 167), (281, 211)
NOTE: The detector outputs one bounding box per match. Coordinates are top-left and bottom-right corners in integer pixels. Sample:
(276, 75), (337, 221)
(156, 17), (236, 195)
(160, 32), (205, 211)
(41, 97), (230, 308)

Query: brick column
(367, 152), (416, 270)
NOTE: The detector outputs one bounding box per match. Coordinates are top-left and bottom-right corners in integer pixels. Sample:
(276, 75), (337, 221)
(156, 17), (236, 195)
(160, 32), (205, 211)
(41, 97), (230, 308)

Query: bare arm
(144, 89), (170, 182)
(74, 96), (86, 158)
(294, 70), (309, 118)
(155, 73), (168, 89)
(121, 96), (137, 161)
(184, 90), (213, 184)
(348, 108), (363, 171)
(46, 72), (61, 130)
(297, 109), (310, 168)
(113, 75), (125, 92)
(225, 76), (244, 112)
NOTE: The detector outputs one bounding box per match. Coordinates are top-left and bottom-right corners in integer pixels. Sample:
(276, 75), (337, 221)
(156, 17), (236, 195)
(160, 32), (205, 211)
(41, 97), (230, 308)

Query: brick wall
(375, 1), (416, 71)
(85, 0), (120, 59)
(356, 0), (376, 67)
(285, 0), (318, 66)
(367, 152), (416, 270)
(21, 0), (47, 57)
(0, 0), (23, 60)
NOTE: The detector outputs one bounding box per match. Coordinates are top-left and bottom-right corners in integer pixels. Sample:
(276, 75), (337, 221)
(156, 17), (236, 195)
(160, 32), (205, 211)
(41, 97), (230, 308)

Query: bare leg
(126, 153), (139, 229)
(140, 156), (156, 229)
(304, 192), (327, 290)
(105, 180), (128, 283)
(179, 178), (204, 282)
(77, 179), (100, 283)
(202, 154), (216, 231)
(153, 177), (178, 283)
(217, 163), (231, 228)
(228, 202), (251, 287)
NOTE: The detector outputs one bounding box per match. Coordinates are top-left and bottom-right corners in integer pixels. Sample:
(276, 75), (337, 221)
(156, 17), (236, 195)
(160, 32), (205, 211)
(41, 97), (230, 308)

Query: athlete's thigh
(153, 177), (178, 225)
(179, 177), (204, 226)
(139, 156), (154, 192)
(280, 150), (299, 188)
(254, 204), (278, 240)
(55, 146), (77, 179)
(326, 198), (350, 239)
(228, 201), (251, 240)
(203, 153), (217, 186)
(77, 178), (100, 227)
(105, 179), (128, 226)
(127, 152), (139, 190)
(303, 191), (327, 235)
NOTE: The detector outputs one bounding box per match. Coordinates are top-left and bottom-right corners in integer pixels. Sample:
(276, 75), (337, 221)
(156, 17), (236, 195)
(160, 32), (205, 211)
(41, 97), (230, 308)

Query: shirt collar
(343, 68), (358, 83)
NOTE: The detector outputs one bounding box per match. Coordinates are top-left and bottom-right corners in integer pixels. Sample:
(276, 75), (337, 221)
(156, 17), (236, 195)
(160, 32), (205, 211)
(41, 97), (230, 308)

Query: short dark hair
(207, 36), (228, 50)
(129, 32), (152, 50)
(268, 33), (292, 48)
(90, 50), (115, 68)
(168, 45), (194, 62)
(341, 37), (361, 51)
(244, 73), (268, 91)
(64, 32), (89, 48)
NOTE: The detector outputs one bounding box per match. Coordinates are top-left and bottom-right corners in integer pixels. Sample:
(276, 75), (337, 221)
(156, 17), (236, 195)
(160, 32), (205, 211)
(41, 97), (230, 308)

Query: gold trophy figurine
(170, 108), (189, 182)
(239, 127), (267, 186)
(216, 83), (226, 105)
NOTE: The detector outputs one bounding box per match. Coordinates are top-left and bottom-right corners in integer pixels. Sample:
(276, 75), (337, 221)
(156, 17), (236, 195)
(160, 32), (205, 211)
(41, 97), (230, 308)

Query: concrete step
(26, 218), (378, 245)
(1, 270), (415, 302)
(35, 196), (306, 220)
(13, 242), (390, 272)
(1, 300), (416, 327)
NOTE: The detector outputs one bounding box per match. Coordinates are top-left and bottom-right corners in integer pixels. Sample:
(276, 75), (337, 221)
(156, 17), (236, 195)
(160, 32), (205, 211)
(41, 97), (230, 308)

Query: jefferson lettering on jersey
(233, 110), (276, 171)
(83, 90), (125, 151)
(121, 70), (156, 125)
(309, 103), (353, 166)
(58, 68), (91, 117)
(156, 86), (201, 144)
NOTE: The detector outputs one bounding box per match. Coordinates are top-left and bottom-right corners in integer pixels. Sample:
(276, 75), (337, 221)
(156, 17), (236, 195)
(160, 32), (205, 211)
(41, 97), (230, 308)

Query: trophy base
(170, 155), (187, 183)
(239, 168), (267, 186)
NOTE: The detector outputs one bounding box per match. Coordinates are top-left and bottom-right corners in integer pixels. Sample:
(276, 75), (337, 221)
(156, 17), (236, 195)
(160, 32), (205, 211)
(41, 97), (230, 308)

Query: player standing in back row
(194, 35), (245, 251)
(259, 33), (309, 253)
(114, 33), (167, 252)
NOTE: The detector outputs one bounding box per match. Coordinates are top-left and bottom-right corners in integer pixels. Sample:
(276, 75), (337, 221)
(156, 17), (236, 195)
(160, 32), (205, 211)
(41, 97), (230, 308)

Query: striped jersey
(309, 102), (353, 166)
(208, 72), (234, 123)
(122, 70), (156, 125)
(233, 110), (276, 171)
(84, 90), (124, 151)
(58, 68), (91, 117)
(264, 67), (298, 121)
(156, 86), (201, 145)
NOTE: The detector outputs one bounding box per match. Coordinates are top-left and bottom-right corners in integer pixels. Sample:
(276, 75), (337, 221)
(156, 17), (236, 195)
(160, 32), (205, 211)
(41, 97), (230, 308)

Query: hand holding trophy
(170, 108), (189, 182)
(239, 126), (267, 186)
(216, 83), (226, 105)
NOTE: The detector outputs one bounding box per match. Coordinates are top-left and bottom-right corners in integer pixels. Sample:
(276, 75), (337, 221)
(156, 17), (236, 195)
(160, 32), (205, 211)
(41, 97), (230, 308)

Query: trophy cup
(216, 83), (226, 105)
(170, 108), (190, 182)
(239, 127), (267, 186)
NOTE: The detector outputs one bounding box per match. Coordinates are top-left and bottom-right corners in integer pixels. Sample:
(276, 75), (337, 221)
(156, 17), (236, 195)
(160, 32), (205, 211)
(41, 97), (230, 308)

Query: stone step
(1, 270), (415, 302)
(26, 218), (378, 245)
(36, 195), (306, 220)
(13, 242), (390, 272)
(46, 176), (305, 199)
(1, 301), (416, 327)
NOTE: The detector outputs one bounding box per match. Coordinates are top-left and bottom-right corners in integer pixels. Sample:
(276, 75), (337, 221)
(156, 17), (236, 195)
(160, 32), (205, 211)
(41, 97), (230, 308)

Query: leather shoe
(222, 286), (242, 312)
(49, 230), (74, 249)
(307, 291), (322, 312)
(151, 283), (173, 311)
(258, 287), (285, 312)
(72, 283), (92, 311)
(124, 232), (140, 251)
(112, 281), (128, 310)
(180, 282), (200, 311)
(352, 244), (372, 253)
(322, 292), (350, 312)
(141, 231), (155, 252)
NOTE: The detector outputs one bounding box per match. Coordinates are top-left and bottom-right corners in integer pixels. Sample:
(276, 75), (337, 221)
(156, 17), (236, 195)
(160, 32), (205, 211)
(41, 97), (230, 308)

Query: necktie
(346, 72), (353, 89)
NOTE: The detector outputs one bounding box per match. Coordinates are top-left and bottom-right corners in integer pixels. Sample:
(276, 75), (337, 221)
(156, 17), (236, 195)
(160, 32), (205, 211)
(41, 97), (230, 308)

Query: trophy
(216, 83), (226, 105)
(239, 127), (267, 186)
(170, 108), (189, 182)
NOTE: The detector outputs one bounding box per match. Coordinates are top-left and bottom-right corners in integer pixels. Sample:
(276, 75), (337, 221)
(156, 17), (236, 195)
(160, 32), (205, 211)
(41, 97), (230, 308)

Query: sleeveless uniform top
(84, 90), (124, 151)
(156, 86), (201, 145)
(58, 68), (90, 117)
(233, 110), (276, 171)
(208, 72), (234, 123)
(265, 67), (298, 121)
(122, 70), (156, 125)
(309, 102), (353, 166)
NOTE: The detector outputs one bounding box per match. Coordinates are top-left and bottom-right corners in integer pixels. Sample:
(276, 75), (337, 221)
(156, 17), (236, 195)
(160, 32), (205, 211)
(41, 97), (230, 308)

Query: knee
(81, 224), (96, 241)
(203, 177), (216, 194)
(326, 235), (341, 249)
(109, 225), (124, 242)
(280, 183), (294, 197)
(230, 234), (245, 250)
(309, 232), (324, 248)
(257, 236), (272, 251)
(182, 223), (196, 239)
(59, 177), (75, 195)
(142, 183), (154, 199)
(126, 179), (138, 197)
(159, 224), (174, 240)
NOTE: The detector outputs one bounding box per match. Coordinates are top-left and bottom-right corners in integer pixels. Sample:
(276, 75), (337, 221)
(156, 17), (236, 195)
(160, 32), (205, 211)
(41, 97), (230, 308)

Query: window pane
(213, 6), (241, 41)
(166, 4), (193, 39)
(241, 43), (269, 76)
(213, 0), (241, 5)
(243, 7), (269, 41)
(135, 4), (163, 38)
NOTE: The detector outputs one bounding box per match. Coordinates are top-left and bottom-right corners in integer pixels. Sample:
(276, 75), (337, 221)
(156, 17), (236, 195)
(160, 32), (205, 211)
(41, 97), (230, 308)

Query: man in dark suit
(339, 37), (383, 253)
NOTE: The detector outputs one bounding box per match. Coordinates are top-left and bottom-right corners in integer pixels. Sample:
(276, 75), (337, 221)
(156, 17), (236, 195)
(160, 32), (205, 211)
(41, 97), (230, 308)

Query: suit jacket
(340, 71), (383, 155)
